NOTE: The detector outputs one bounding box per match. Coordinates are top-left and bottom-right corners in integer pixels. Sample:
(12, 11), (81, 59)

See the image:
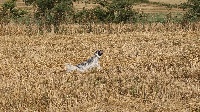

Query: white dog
(66, 50), (103, 72)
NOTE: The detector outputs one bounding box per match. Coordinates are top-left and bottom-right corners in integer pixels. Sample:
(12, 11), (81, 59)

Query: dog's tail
(65, 63), (77, 72)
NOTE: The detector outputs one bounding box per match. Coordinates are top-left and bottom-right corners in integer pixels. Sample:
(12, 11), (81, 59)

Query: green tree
(94, 0), (139, 23)
(183, 0), (200, 22)
(0, 0), (27, 23)
(24, 0), (74, 33)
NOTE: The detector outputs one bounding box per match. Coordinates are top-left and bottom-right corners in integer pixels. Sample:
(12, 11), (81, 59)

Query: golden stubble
(0, 24), (199, 111)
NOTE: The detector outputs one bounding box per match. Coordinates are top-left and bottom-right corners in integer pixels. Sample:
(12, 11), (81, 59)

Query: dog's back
(66, 50), (103, 72)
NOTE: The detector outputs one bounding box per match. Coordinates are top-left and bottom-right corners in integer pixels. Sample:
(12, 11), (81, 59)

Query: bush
(24, 0), (74, 33)
(74, 8), (96, 23)
(93, 6), (107, 22)
(103, 0), (139, 23)
(73, 0), (139, 23)
(0, 0), (27, 24)
(183, 0), (200, 22)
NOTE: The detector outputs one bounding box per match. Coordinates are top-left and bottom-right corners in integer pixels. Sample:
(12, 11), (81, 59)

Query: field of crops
(0, 22), (199, 111)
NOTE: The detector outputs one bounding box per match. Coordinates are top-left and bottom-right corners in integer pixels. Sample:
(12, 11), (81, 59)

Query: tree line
(0, 0), (199, 33)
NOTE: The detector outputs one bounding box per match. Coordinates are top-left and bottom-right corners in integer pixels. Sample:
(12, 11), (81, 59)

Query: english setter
(66, 50), (103, 72)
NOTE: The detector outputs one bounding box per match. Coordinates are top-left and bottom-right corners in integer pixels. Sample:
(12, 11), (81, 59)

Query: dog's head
(95, 50), (103, 57)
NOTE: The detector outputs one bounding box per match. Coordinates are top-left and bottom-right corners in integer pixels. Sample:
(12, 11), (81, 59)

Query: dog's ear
(95, 50), (98, 53)
(94, 50), (103, 57)
(97, 50), (103, 56)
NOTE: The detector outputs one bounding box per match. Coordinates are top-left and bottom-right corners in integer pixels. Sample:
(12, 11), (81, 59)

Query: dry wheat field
(0, 23), (200, 111)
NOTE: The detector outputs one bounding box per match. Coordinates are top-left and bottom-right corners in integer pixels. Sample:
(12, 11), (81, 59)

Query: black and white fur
(66, 50), (103, 72)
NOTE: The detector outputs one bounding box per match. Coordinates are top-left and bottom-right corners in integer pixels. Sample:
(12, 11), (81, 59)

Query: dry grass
(133, 3), (185, 14)
(149, 0), (187, 4)
(0, 23), (200, 111)
(1, 22), (200, 36)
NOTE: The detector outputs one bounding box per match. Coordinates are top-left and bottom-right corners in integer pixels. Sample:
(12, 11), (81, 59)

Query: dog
(66, 50), (103, 72)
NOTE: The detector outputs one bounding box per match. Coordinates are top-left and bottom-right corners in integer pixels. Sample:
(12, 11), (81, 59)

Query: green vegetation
(138, 13), (184, 23)
(0, 0), (199, 33)
(0, 0), (27, 23)
(23, 0), (74, 33)
(182, 0), (200, 22)
(74, 0), (139, 23)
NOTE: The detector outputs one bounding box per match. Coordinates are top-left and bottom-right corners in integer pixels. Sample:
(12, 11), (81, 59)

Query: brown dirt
(149, 0), (187, 4)
(133, 3), (185, 14)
